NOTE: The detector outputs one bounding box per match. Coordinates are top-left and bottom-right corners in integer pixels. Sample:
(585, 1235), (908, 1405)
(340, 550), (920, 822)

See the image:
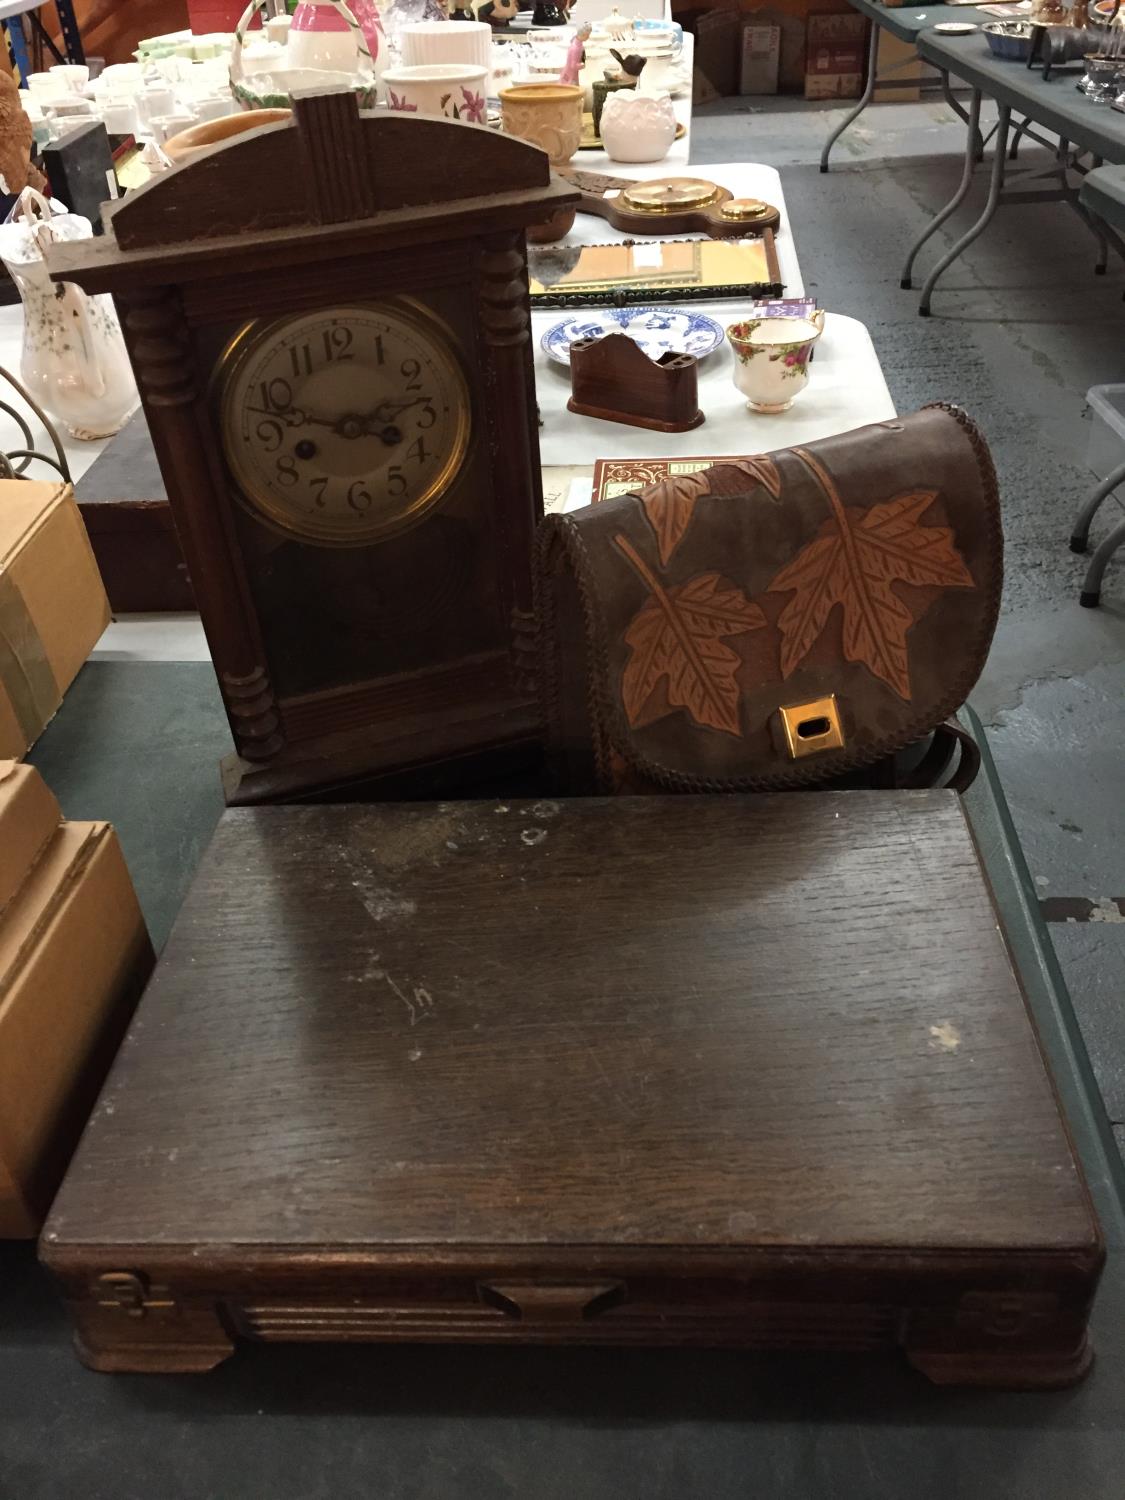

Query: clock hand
(362, 396), (426, 430)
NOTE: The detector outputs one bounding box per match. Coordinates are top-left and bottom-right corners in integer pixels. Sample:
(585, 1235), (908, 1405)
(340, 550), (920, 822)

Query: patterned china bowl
(542, 306), (724, 366)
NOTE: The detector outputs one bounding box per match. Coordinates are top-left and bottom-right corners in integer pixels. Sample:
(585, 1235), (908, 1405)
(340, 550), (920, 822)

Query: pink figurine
(559, 21), (592, 86)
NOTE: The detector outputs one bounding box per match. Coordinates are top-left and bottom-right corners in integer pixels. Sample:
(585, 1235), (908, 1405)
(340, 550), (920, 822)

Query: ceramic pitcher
(0, 189), (136, 440)
(289, 0), (385, 72)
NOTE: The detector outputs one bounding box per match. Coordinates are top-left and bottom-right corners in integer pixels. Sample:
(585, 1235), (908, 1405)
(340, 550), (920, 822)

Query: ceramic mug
(400, 19), (493, 89)
(727, 311), (826, 413)
(382, 64), (489, 120)
(499, 81), (584, 166)
(48, 63), (90, 93)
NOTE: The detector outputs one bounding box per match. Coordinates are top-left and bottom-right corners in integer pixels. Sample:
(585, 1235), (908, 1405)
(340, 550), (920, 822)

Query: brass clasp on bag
(777, 695), (845, 759)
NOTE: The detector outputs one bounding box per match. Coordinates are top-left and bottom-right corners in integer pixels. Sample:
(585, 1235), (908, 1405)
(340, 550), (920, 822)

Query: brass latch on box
(95, 1272), (176, 1319)
(778, 695), (845, 759)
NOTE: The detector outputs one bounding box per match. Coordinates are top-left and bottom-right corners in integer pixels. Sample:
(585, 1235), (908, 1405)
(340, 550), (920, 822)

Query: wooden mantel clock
(49, 93), (578, 803)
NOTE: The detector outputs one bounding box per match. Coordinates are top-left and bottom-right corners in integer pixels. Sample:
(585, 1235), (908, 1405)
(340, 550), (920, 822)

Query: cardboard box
(0, 764), (152, 1236)
(805, 10), (867, 99)
(693, 7), (742, 96)
(873, 29), (922, 101)
(743, 5), (809, 94)
(0, 480), (110, 760)
(0, 760), (61, 914)
(741, 22), (781, 93)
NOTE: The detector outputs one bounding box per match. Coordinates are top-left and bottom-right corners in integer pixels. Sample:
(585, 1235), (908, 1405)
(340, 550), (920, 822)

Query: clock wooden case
(48, 92), (578, 803)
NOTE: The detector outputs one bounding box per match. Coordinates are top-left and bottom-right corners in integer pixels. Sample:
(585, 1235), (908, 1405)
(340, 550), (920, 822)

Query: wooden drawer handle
(479, 1281), (625, 1322)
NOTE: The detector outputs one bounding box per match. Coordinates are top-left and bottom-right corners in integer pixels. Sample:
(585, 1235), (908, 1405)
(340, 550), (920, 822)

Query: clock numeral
(258, 378), (292, 414)
(275, 454), (300, 487)
(373, 334), (386, 367)
(387, 465), (408, 499)
(256, 418), (284, 453)
(323, 326), (354, 363)
(401, 357), (422, 393)
(288, 343), (313, 379)
(347, 479), (374, 514)
(416, 402), (436, 431)
(309, 475), (330, 509)
(406, 436), (430, 466)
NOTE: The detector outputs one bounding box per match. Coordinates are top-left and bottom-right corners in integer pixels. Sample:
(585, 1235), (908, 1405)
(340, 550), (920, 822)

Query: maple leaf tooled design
(614, 534), (766, 736)
(638, 455), (783, 566)
(765, 448), (974, 702)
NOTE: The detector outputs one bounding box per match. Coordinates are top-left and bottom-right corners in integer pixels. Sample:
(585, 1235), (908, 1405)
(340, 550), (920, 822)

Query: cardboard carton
(805, 10), (867, 100)
(743, 5), (810, 94)
(0, 480), (110, 760)
(694, 7), (742, 96)
(0, 760), (60, 915)
(0, 764), (152, 1236)
(873, 29), (923, 101)
(741, 22), (781, 93)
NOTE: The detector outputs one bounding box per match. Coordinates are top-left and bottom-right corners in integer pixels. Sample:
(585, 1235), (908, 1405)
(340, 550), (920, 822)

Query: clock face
(216, 301), (472, 546)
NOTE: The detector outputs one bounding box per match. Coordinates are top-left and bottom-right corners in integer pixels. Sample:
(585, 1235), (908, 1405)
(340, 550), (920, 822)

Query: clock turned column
(478, 232), (542, 696)
(116, 286), (284, 762)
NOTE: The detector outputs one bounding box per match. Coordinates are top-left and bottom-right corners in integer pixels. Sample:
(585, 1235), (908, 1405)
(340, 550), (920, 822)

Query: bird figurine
(609, 46), (647, 79)
(559, 21), (592, 86)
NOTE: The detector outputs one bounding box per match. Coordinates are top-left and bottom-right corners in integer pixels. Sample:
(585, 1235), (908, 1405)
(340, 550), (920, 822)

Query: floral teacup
(382, 64), (488, 122)
(727, 310), (825, 413)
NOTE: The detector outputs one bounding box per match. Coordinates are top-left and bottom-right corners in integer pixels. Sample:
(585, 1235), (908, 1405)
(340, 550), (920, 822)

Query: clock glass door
(209, 291), (504, 702)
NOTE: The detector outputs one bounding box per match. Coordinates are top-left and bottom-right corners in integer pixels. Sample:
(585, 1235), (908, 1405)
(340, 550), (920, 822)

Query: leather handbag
(534, 404), (1002, 795)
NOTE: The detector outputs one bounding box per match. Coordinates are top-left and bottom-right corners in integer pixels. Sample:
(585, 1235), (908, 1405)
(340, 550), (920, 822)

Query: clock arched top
(47, 89), (576, 291)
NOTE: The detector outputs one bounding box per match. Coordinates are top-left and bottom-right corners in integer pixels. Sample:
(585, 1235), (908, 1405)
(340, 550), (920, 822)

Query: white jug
(0, 189), (137, 440)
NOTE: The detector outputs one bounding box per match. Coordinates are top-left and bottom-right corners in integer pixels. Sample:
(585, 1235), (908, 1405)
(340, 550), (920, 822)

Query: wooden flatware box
(40, 791), (1103, 1385)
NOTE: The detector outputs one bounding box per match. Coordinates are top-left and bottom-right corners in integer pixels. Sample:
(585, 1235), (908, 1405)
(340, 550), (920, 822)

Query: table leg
(940, 70), (984, 161)
(1079, 516), (1125, 607)
(919, 103), (1011, 317)
(1069, 458), (1125, 553)
(820, 20), (879, 174)
(1008, 115), (1033, 161)
(901, 89), (982, 291)
(1055, 143), (1111, 274)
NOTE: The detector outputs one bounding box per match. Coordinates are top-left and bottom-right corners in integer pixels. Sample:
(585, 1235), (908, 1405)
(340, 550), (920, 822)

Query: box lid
(43, 792), (1101, 1261)
(0, 761), (61, 918)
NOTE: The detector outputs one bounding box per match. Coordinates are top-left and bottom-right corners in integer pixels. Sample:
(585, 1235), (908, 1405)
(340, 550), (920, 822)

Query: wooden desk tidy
(567, 332), (704, 431)
(41, 793), (1102, 1386)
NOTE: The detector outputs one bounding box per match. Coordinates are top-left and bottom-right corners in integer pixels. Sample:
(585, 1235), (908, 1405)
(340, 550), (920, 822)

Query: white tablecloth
(535, 311), (895, 472)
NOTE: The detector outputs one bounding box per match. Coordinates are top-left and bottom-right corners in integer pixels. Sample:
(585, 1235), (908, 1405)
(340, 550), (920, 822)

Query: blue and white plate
(541, 306), (725, 367)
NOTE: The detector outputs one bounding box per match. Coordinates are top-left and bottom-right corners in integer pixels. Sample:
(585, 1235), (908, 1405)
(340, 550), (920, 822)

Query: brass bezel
(620, 177), (723, 215)
(719, 198), (769, 221)
(212, 297), (472, 549)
